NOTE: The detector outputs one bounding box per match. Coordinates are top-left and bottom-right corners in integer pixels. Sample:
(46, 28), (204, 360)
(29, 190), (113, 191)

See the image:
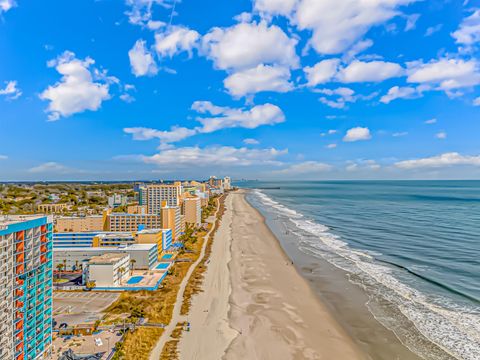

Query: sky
(1, 0), (480, 181)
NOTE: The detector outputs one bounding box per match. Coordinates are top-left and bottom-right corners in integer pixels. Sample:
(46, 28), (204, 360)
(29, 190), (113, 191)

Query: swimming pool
(127, 276), (143, 285)
(161, 254), (173, 260)
(156, 263), (170, 270)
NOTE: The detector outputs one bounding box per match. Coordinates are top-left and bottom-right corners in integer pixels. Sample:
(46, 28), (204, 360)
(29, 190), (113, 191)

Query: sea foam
(252, 189), (480, 360)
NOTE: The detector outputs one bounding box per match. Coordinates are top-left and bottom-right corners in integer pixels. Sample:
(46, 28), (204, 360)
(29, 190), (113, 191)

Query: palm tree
(118, 266), (126, 284)
(129, 259), (136, 275)
(56, 263), (64, 279)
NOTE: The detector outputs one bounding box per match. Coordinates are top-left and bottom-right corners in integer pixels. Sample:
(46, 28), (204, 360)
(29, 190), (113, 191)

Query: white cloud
(435, 131), (447, 139)
(294, 0), (418, 55)
(273, 161), (332, 175)
(142, 146), (287, 167)
(0, 155), (7, 160)
(304, 59), (340, 87)
(395, 152), (480, 169)
(224, 64), (293, 97)
(337, 60), (404, 83)
(317, 87), (377, 108)
(28, 162), (73, 174)
(254, 0), (297, 17)
(125, 0), (173, 27)
(202, 21), (299, 71)
(125, 102), (285, 146)
(343, 127), (372, 142)
(124, 126), (196, 145)
(326, 143), (337, 149)
(0, 0), (16, 13)
(404, 13), (420, 31)
(474, 97), (480, 106)
(380, 86), (420, 103)
(192, 101), (285, 133)
(392, 131), (408, 137)
(0, 80), (22, 100)
(243, 138), (260, 145)
(425, 24), (442, 37)
(129, 39), (158, 77)
(425, 118), (437, 124)
(407, 58), (480, 91)
(154, 26), (200, 58)
(39, 51), (110, 120)
(346, 159), (380, 171)
(452, 10), (480, 48)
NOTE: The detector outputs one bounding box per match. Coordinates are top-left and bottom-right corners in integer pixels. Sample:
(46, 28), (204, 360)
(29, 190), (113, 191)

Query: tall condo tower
(0, 215), (54, 360)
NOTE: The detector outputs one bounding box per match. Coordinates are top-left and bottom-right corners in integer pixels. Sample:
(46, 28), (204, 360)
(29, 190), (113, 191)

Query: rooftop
(88, 253), (129, 264)
(54, 243), (157, 252)
(0, 215), (50, 227)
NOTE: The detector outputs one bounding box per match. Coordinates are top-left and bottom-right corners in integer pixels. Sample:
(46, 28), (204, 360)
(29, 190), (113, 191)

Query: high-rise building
(106, 212), (162, 232)
(182, 197), (202, 226)
(55, 215), (105, 232)
(0, 215), (53, 360)
(146, 182), (182, 213)
(223, 176), (231, 190)
(160, 205), (183, 240)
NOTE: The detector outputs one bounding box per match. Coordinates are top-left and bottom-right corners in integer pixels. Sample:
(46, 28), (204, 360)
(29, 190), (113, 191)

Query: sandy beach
(178, 191), (365, 360)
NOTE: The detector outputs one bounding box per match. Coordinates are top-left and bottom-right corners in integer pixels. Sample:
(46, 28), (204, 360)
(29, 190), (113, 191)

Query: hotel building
(160, 205), (183, 240)
(182, 197), (202, 226)
(55, 215), (105, 232)
(146, 182), (182, 213)
(106, 212), (162, 232)
(0, 215), (53, 360)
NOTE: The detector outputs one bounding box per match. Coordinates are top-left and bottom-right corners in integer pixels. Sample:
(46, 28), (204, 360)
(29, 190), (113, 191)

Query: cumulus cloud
(337, 60), (404, 83)
(326, 143), (337, 149)
(304, 59), (340, 87)
(474, 97), (480, 106)
(125, 102), (285, 146)
(395, 152), (480, 169)
(317, 87), (377, 108)
(425, 118), (437, 124)
(343, 127), (372, 142)
(451, 10), (480, 48)
(392, 131), (408, 137)
(224, 64), (293, 97)
(0, 155), (8, 160)
(380, 86), (421, 103)
(39, 51), (111, 120)
(142, 146), (287, 167)
(155, 26), (200, 58)
(192, 101), (285, 133)
(124, 126), (196, 145)
(125, 0), (173, 27)
(202, 21), (299, 71)
(0, 80), (22, 100)
(0, 0), (15, 13)
(294, 0), (418, 55)
(273, 161), (332, 175)
(407, 58), (480, 91)
(254, 0), (297, 17)
(435, 131), (447, 139)
(129, 39), (158, 77)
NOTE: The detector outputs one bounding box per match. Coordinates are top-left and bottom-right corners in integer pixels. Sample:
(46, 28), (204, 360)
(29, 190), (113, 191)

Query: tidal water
(240, 181), (480, 360)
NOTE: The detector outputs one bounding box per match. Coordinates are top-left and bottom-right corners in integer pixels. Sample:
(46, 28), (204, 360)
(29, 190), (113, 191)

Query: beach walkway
(148, 199), (222, 360)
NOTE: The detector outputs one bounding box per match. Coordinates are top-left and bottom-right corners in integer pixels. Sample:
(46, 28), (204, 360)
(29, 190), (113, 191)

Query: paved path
(149, 199), (221, 360)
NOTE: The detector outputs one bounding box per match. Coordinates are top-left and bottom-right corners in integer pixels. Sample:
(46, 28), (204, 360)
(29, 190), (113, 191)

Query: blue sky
(1, 0), (480, 180)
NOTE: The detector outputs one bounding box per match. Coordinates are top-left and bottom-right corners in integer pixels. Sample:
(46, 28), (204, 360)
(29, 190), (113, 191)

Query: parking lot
(54, 291), (120, 326)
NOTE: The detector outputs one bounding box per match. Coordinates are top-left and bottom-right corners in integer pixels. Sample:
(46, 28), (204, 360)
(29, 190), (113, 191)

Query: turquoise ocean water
(240, 181), (479, 360)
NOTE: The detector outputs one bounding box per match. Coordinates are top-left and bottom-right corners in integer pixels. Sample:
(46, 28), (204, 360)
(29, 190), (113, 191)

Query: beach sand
(178, 191), (365, 360)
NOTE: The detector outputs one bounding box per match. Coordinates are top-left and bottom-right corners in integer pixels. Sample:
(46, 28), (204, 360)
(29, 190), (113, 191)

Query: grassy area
(159, 322), (186, 360)
(181, 195), (226, 316)
(103, 202), (218, 360)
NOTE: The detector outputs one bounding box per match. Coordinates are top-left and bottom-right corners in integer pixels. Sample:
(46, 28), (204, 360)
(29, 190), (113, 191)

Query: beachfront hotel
(182, 196), (202, 226)
(0, 215), (53, 360)
(146, 182), (183, 213)
(105, 211), (162, 232)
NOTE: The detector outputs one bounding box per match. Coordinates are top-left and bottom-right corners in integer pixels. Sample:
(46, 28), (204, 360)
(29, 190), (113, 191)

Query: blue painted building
(0, 215), (53, 360)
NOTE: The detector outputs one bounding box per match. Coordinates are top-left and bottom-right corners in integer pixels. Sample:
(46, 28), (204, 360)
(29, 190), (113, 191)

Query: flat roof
(0, 215), (48, 227)
(54, 243), (157, 252)
(89, 253), (129, 264)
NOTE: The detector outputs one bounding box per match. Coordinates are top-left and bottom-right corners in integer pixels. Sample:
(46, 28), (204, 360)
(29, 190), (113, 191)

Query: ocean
(240, 181), (480, 360)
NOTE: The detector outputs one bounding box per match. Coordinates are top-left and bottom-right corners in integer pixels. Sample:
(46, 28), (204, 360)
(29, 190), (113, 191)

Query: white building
(223, 176), (231, 190)
(87, 253), (131, 287)
(54, 243), (158, 272)
(108, 194), (127, 208)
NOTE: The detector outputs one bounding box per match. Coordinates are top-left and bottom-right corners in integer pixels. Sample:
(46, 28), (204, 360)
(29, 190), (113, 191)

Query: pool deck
(93, 270), (168, 291)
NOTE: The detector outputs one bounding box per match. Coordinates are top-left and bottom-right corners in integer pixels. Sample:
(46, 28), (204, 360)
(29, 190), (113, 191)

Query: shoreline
(179, 190), (365, 359)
